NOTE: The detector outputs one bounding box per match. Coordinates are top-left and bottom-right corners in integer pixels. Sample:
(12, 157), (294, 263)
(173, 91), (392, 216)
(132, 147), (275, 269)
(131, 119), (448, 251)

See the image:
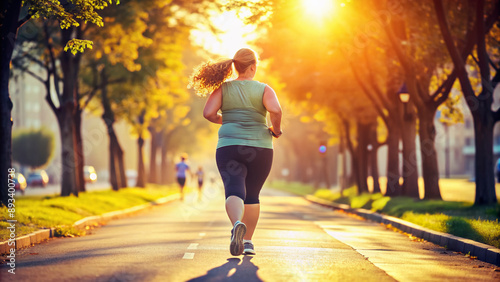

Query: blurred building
(10, 68), (62, 181)
(434, 85), (500, 178)
(9, 67), (140, 184)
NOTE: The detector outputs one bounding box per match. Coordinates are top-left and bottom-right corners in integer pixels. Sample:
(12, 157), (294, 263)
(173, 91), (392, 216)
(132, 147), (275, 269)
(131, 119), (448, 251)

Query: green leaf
(64, 39), (94, 54)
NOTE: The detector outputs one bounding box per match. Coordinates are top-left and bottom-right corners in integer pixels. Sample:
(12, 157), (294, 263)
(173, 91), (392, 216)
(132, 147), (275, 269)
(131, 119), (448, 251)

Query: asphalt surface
(2, 186), (499, 281)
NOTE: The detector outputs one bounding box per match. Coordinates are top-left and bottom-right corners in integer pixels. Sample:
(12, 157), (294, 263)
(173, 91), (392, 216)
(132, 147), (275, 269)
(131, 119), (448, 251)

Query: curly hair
(188, 48), (258, 97)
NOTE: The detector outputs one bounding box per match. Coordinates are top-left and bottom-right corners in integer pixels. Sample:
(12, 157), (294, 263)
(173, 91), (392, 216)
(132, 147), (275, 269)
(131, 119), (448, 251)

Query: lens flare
(303, 0), (336, 20)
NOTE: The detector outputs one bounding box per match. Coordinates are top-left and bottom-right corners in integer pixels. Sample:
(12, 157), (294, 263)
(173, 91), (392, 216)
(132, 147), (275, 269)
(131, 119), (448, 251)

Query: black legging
(216, 145), (273, 204)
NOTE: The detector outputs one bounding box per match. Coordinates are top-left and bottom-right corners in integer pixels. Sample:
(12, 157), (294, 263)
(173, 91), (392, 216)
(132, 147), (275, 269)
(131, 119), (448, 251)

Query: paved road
(2, 187), (499, 281)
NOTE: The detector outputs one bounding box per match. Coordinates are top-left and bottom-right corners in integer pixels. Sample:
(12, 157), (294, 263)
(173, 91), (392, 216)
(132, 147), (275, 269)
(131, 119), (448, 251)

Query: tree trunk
(444, 124), (450, 178)
(473, 107), (496, 205)
(385, 121), (400, 196)
(339, 133), (347, 196)
(100, 68), (127, 190)
(74, 108), (86, 192)
(368, 125), (381, 194)
(55, 27), (82, 197)
(357, 122), (370, 194)
(117, 143), (127, 188)
(136, 134), (146, 188)
(57, 105), (79, 196)
(401, 102), (419, 198)
(418, 109), (442, 200)
(148, 127), (158, 184)
(109, 134), (119, 191)
(111, 134), (127, 189)
(0, 0), (22, 206)
(160, 130), (169, 184)
(433, 0), (497, 204)
(343, 119), (358, 190)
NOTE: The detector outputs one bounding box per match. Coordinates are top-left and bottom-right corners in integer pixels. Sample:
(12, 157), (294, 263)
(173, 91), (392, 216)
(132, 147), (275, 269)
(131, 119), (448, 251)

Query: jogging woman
(188, 48), (282, 256)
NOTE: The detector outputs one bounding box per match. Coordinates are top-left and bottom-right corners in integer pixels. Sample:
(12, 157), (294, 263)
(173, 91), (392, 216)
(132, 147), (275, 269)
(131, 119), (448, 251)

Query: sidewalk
(305, 194), (500, 267)
(0, 193), (180, 255)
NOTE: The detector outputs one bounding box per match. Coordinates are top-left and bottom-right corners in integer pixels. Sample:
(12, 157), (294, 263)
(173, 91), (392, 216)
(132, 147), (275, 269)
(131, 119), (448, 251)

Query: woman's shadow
(187, 256), (262, 282)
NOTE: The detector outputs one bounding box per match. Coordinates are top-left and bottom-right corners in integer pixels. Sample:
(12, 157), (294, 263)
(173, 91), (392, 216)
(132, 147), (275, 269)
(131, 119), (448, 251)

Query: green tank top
(217, 80), (273, 149)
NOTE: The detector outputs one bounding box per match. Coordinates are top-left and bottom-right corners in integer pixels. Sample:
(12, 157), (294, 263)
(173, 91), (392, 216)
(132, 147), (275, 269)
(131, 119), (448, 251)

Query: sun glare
(190, 10), (258, 58)
(303, 0), (336, 20)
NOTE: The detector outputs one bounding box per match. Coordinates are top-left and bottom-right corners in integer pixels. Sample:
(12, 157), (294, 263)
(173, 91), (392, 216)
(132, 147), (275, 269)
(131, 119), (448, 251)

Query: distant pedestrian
(196, 166), (204, 200)
(496, 158), (500, 183)
(188, 48), (282, 256)
(175, 155), (190, 201)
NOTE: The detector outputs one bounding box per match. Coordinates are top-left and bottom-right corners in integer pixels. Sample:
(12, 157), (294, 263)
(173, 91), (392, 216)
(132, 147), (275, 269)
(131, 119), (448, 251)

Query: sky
(190, 9), (259, 58)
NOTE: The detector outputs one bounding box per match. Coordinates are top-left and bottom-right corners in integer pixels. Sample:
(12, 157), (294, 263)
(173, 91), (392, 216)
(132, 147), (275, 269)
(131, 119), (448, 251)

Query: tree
(371, 0), (486, 200)
(1, 0), (118, 202)
(257, 0), (393, 195)
(80, 0), (156, 191)
(434, 0), (499, 205)
(12, 127), (55, 169)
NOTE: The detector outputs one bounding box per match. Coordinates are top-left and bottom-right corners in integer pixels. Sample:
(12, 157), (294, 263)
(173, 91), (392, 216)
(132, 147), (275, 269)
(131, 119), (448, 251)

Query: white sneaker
(244, 242), (256, 255)
(230, 221), (246, 256)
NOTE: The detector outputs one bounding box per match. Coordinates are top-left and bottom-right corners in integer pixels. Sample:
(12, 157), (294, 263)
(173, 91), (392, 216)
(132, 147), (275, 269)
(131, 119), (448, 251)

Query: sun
(302, 0), (336, 20)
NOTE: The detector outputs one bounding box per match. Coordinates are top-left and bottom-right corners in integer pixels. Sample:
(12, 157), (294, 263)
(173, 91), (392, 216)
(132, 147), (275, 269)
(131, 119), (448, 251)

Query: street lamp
(398, 83), (410, 103)
(398, 83), (410, 119)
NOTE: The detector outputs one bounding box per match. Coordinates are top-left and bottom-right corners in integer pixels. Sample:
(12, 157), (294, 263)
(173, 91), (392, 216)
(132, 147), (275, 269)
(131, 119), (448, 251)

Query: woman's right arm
(263, 85), (282, 137)
(203, 87), (223, 124)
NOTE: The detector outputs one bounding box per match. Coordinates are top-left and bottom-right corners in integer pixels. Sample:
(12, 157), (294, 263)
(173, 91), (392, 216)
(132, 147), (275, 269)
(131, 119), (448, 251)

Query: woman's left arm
(203, 87), (223, 124)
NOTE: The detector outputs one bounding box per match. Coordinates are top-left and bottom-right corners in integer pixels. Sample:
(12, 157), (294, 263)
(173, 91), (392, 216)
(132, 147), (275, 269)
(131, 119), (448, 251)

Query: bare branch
(45, 91), (58, 114)
(476, 0), (495, 99)
(489, 56), (499, 72)
(362, 49), (392, 108)
(43, 22), (62, 101)
(17, 14), (32, 29)
(81, 88), (98, 110)
(21, 69), (45, 84)
(433, 0), (477, 107)
(470, 53), (480, 66)
(432, 0), (498, 107)
(348, 60), (389, 126)
(433, 69), (457, 106)
(383, 18), (414, 77)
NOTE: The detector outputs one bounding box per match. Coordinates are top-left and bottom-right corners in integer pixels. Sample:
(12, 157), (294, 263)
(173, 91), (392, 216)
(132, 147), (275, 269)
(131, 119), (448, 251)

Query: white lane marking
(199, 232), (206, 237)
(183, 253), (195, 259)
(187, 243), (199, 250)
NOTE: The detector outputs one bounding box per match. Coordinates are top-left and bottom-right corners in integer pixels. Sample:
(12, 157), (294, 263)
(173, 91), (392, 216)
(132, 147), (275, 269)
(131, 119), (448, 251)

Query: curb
(0, 193), (180, 255)
(305, 195), (500, 267)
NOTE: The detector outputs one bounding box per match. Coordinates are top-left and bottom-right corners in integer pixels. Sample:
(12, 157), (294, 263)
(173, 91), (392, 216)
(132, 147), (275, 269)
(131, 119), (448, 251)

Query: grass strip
(0, 184), (180, 240)
(269, 180), (317, 196)
(268, 181), (500, 249)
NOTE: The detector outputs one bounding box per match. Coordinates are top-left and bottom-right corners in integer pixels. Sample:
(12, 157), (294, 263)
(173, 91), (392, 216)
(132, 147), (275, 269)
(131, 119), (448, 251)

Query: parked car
(13, 173), (27, 195)
(126, 170), (138, 186)
(84, 165), (97, 183)
(27, 170), (49, 187)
